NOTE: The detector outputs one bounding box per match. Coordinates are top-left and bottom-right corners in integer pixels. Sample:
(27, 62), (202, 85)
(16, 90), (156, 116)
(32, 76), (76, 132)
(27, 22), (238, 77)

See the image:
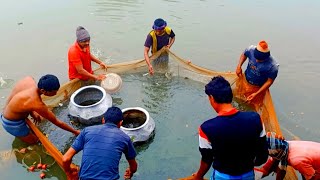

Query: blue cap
(152, 18), (167, 30)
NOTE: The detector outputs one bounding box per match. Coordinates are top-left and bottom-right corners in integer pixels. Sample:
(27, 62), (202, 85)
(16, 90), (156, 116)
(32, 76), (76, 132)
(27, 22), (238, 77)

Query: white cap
(100, 73), (122, 94)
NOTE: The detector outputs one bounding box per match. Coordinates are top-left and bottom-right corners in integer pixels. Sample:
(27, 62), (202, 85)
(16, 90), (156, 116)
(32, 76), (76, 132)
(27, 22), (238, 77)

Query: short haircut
(205, 76), (233, 103)
(104, 106), (123, 124)
(38, 74), (60, 91)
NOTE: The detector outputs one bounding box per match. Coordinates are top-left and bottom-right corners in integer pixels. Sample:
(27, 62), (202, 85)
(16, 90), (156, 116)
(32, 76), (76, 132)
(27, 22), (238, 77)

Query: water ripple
(89, 0), (143, 20)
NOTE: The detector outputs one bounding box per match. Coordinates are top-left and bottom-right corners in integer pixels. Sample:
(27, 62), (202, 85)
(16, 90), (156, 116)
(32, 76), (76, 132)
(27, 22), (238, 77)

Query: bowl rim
(120, 107), (150, 131)
(70, 85), (106, 108)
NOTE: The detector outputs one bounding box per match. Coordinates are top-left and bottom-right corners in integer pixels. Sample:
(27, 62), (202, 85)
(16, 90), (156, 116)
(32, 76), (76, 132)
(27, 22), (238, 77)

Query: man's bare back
(1, 75), (80, 144)
(3, 76), (42, 120)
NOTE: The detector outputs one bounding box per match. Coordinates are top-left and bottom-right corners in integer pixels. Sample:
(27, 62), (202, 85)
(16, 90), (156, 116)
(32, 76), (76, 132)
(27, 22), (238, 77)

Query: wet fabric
(72, 123), (136, 180)
(266, 132), (289, 170)
(235, 75), (265, 107)
(68, 41), (92, 80)
(0, 114), (29, 137)
(210, 169), (254, 180)
(243, 45), (279, 86)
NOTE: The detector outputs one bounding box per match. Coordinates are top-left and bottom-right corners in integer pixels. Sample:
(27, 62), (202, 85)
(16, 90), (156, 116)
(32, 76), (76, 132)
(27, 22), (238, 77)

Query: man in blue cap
(144, 18), (176, 75)
(63, 106), (138, 180)
(1, 75), (80, 144)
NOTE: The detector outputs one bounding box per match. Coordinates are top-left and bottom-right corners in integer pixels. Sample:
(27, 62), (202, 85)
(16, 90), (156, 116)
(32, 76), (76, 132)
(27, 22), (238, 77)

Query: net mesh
(35, 48), (296, 180)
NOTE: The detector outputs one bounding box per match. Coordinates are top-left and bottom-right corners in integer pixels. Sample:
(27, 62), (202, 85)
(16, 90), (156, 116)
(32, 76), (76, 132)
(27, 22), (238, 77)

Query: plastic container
(100, 73), (122, 94)
(68, 85), (112, 125)
(120, 107), (155, 144)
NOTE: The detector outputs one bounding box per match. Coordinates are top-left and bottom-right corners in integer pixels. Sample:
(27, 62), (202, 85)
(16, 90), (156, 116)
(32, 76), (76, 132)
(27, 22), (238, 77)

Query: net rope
(32, 48), (297, 180)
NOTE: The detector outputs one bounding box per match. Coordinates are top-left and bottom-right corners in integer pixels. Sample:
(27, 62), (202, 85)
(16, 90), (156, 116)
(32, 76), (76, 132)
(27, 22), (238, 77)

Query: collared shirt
(68, 41), (92, 80)
(72, 123), (137, 180)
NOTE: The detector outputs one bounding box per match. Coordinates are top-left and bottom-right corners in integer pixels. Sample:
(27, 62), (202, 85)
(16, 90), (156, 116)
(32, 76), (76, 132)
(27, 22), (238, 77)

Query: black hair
(104, 106), (123, 124)
(38, 74), (60, 91)
(205, 76), (233, 103)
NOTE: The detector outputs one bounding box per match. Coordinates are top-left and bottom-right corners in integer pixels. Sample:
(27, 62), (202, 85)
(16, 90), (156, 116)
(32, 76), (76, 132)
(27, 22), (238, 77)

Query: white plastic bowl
(100, 73), (122, 94)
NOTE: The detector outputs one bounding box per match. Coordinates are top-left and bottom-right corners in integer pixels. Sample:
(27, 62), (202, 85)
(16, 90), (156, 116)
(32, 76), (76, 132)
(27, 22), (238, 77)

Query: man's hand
(190, 172), (205, 180)
(74, 130), (80, 136)
(124, 167), (133, 179)
(148, 65), (154, 76)
(31, 112), (42, 125)
(246, 92), (257, 103)
(99, 62), (107, 69)
(67, 164), (79, 180)
(236, 66), (242, 77)
(95, 74), (106, 81)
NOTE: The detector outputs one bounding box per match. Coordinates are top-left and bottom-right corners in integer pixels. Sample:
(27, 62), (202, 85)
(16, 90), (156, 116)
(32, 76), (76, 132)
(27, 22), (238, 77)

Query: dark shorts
(1, 114), (30, 137)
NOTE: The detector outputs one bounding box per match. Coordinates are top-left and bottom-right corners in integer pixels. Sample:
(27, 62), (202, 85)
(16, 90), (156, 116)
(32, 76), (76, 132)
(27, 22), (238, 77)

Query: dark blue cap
(152, 18), (167, 30)
(254, 48), (270, 60)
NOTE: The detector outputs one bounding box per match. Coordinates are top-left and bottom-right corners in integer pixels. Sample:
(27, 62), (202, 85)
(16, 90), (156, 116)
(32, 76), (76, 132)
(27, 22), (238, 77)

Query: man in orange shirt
(68, 26), (107, 81)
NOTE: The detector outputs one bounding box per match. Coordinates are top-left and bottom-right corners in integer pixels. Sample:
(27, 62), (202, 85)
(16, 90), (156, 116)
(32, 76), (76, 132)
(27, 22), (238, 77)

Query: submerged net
(36, 48), (296, 180)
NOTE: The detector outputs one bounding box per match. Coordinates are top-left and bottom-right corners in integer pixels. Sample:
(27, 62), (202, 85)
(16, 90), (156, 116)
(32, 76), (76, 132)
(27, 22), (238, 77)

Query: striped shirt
(198, 108), (268, 175)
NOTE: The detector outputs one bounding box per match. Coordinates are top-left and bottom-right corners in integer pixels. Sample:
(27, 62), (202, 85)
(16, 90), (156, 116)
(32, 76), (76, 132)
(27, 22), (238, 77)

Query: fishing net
(42, 48), (282, 136)
(21, 151), (41, 169)
(36, 48), (296, 179)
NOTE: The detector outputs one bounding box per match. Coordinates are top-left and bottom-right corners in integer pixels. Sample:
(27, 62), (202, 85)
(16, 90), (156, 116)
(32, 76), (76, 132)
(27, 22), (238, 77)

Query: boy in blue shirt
(63, 107), (138, 180)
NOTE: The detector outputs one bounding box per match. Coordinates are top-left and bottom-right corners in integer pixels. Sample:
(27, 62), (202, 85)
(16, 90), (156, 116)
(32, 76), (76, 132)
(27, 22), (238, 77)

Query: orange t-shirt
(68, 42), (92, 80)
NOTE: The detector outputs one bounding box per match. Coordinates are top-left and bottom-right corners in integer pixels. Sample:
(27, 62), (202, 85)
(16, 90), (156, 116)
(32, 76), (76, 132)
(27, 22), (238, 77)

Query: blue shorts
(1, 114), (30, 137)
(210, 169), (254, 180)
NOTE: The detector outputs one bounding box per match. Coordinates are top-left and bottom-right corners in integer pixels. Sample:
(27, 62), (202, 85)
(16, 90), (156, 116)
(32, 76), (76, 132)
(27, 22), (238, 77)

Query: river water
(1, 0), (319, 179)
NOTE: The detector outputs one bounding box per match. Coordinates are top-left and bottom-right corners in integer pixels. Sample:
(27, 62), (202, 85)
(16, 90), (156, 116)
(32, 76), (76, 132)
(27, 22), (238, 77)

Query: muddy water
(1, 0), (319, 179)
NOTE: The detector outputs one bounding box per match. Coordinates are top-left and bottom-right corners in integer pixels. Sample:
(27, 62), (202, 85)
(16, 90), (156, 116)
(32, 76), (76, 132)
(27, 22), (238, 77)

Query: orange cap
(257, 40), (270, 53)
